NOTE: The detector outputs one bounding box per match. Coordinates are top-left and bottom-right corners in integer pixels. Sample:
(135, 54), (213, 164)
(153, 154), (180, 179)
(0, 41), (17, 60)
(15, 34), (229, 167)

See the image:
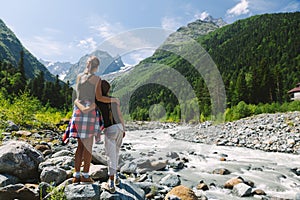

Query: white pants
(104, 124), (123, 176)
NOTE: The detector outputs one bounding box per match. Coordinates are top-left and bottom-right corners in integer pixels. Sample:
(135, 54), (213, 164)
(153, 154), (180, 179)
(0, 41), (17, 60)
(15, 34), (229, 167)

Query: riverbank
(0, 111), (299, 199)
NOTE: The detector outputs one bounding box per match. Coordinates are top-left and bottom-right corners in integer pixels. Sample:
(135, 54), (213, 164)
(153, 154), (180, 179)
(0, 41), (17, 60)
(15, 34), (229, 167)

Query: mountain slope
(199, 12), (300, 104)
(63, 50), (124, 86)
(0, 19), (57, 82)
(112, 12), (300, 121)
(39, 59), (73, 80)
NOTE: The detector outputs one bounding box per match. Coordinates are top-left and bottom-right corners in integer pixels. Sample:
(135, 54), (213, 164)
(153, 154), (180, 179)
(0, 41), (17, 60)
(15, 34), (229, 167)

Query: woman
(96, 80), (125, 193)
(63, 56), (119, 184)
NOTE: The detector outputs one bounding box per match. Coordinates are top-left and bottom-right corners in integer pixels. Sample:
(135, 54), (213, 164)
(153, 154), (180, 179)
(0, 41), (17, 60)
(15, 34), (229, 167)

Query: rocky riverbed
(0, 112), (300, 199)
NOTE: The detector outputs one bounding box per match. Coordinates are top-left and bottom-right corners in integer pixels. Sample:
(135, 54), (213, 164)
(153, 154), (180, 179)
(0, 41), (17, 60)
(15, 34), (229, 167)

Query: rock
(65, 183), (101, 200)
(89, 164), (108, 182)
(92, 146), (107, 165)
(166, 152), (180, 159)
(220, 157), (226, 161)
(224, 177), (244, 189)
(5, 120), (19, 132)
(196, 183), (209, 191)
(233, 183), (252, 197)
(291, 168), (300, 176)
(100, 179), (145, 200)
(35, 144), (51, 153)
(51, 149), (73, 158)
(0, 183), (39, 200)
(135, 174), (148, 182)
(212, 168), (231, 175)
(165, 185), (198, 200)
(134, 181), (166, 195)
(40, 166), (67, 185)
(159, 174), (181, 187)
(169, 161), (185, 170)
(38, 156), (74, 171)
(166, 194), (181, 200)
(0, 141), (44, 181)
(252, 188), (266, 195)
(148, 192), (162, 200)
(0, 174), (19, 187)
(120, 162), (138, 174)
(15, 130), (32, 137)
(135, 158), (168, 174)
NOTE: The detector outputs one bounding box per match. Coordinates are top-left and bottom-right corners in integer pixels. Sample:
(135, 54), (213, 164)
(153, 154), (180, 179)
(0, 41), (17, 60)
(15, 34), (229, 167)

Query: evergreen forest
(0, 51), (73, 129)
(113, 12), (300, 122)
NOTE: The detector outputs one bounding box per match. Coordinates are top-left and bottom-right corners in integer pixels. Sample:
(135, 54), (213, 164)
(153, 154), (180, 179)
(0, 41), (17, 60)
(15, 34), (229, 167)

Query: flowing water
(123, 126), (300, 199)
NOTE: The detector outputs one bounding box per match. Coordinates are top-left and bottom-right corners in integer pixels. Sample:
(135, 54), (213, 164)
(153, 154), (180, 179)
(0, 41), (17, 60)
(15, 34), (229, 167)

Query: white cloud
(194, 11), (210, 21)
(98, 29), (168, 56)
(161, 16), (182, 31)
(77, 37), (97, 51)
(23, 36), (64, 58)
(227, 0), (250, 16)
(89, 17), (124, 40)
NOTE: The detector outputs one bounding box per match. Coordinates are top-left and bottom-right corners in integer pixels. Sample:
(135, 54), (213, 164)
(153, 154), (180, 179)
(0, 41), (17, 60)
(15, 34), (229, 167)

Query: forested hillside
(0, 19), (58, 82)
(113, 12), (300, 122)
(200, 12), (300, 105)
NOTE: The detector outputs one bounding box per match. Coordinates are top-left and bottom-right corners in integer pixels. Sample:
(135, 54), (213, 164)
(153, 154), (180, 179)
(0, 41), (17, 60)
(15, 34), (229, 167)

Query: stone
(0, 183), (39, 200)
(224, 177), (244, 189)
(165, 185), (198, 200)
(0, 141), (44, 181)
(40, 166), (67, 185)
(196, 183), (209, 191)
(212, 168), (231, 175)
(159, 174), (181, 187)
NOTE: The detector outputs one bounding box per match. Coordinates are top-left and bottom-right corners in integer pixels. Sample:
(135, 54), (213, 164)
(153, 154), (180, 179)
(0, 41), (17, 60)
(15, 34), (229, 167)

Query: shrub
(7, 92), (41, 127)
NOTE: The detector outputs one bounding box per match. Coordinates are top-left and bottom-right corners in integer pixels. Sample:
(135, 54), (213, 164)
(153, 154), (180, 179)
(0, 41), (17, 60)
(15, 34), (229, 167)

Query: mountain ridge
(63, 50), (125, 86)
(39, 59), (73, 80)
(112, 12), (300, 121)
(0, 19), (58, 82)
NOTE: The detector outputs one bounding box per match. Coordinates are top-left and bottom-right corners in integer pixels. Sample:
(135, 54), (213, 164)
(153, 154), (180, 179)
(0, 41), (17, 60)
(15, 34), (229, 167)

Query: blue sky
(0, 0), (299, 65)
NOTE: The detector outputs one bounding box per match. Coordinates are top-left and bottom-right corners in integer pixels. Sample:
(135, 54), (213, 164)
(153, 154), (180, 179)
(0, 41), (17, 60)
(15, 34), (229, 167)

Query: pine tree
(11, 50), (27, 94)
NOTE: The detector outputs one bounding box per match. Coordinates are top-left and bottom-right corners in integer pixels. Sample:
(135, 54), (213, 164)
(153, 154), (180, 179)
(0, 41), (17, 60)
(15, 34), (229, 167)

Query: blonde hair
(84, 56), (100, 74)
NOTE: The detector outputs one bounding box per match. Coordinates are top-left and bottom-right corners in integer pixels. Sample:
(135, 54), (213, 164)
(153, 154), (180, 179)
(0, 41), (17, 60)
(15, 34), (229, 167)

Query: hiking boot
(72, 176), (81, 184)
(115, 175), (120, 186)
(80, 176), (94, 184)
(102, 180), (115, 193)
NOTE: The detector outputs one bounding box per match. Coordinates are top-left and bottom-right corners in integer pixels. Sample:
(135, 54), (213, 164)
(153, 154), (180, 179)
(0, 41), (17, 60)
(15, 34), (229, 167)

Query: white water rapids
(122, 126), (300, 199)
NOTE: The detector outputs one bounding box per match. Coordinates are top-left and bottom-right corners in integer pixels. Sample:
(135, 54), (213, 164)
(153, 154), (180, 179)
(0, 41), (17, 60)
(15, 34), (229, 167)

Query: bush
(225, 100), (300, 122)
(7, 92), (41, 127)
(35, 107), (66, 130)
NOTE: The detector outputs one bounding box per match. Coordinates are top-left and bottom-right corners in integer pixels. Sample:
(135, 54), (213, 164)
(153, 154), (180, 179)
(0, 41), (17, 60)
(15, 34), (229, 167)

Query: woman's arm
(74, 99), (96, 114)
(95, 78), (120, 105)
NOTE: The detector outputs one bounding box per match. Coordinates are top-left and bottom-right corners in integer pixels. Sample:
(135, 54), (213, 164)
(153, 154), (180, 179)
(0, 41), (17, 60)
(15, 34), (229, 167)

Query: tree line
(0, 50), (73, 111)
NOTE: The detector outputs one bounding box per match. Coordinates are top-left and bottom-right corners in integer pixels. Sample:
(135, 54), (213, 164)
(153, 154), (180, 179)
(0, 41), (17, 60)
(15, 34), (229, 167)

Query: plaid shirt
(63, 103), (104, 144)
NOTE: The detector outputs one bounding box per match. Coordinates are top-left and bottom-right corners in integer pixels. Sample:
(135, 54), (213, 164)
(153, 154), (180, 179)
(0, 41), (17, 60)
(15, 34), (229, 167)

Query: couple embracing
(63, 56), (125, 193)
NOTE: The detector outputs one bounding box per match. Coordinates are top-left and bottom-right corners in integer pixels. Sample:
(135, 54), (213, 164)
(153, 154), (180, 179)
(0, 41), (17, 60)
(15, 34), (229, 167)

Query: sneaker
(102, 180), (115, 193)
(115, 175), (120, 186)
(72, 176), (81, 184)
(80, 176), (94, 184)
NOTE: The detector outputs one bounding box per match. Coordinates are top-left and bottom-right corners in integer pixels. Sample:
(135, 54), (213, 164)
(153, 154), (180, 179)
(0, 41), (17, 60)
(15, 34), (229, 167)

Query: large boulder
(165, 185), (198, 200)
(0, 141), (44, 182)
(0, 183), (39, 200)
